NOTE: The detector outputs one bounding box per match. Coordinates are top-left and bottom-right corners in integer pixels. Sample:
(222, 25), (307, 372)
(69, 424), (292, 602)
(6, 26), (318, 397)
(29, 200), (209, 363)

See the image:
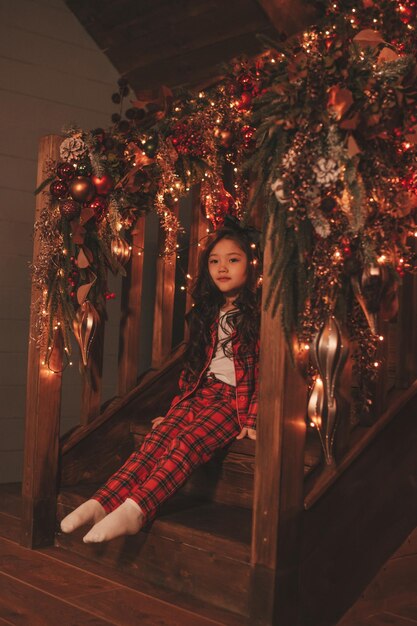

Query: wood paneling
(0, 0), (119, 484)
(64, 0), (319, 90)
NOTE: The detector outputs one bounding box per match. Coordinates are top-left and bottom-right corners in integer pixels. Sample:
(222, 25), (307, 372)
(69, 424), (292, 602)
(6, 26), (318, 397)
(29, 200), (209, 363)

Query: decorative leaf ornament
(72, 301), (100, 367)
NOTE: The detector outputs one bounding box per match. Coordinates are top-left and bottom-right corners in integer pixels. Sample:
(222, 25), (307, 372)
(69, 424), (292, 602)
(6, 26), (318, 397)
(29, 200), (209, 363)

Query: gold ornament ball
(69, 177), (95, 202)
(111, 236), (131, 266)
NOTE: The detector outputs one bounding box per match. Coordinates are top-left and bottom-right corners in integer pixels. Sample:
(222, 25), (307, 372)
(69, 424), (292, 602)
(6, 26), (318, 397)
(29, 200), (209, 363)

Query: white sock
(60, 499), (106, 533)
(82, 498), (144, 544)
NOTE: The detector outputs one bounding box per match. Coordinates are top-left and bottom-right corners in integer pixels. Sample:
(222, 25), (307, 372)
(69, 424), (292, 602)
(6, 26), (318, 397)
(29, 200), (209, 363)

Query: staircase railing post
(249, 222), (307, 626)
(21, 135), (63, 548)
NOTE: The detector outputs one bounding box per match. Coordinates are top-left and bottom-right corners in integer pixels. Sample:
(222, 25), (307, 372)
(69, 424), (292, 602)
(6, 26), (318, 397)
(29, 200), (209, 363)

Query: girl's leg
(83, 381), (239, 543)
(61, 398), (198, 534)
(92, 398), (199, 511)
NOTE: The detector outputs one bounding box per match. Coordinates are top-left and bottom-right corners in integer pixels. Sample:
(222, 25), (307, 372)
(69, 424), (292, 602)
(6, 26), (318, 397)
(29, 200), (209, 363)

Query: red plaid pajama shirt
(93, 316), (259, 524)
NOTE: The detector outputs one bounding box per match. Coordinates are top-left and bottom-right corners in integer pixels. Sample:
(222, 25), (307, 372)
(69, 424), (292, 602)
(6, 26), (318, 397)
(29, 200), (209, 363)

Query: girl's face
(208, 238), (248, 297)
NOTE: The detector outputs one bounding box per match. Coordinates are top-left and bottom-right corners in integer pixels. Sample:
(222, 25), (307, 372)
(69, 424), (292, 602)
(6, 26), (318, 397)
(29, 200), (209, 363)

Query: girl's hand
(151, 416), (165, 429)
(236, 427), (256, 441)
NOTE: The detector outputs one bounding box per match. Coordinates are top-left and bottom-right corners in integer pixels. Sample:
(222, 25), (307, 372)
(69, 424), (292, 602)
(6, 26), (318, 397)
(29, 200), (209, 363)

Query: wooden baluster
(185, 186), (208, 335)
(249, 223), (307, 625)
(333, 337), (353, 460)
(151, 206), (179, 368)
(80, 321), (104, 425)
(371, 319), (390, 417)
(22, 135), (63, 548)
(118, 215), (146, 395)
(397, 241), (417, 388)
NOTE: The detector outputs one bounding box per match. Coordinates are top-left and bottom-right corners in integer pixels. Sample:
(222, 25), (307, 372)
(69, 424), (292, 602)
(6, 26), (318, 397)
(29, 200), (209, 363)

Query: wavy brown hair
(182, 227), (261, 383)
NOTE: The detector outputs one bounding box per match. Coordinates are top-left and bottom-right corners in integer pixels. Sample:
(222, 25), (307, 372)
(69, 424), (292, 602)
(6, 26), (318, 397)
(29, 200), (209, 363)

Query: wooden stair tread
(57, 488), (252, 616)
(58, 486), (251, 562)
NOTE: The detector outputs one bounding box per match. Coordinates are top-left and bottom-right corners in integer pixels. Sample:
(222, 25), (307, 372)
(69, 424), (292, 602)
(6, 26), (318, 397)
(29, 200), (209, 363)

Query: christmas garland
(33, 0), (417, 410)
(245, 0), (417, 405)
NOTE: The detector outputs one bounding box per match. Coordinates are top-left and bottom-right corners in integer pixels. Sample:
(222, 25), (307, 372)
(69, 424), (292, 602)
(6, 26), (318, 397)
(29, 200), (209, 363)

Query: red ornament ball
(237, 92), (252, 111)
(50, 180), (69, 199)
(92, 174), (114, 196)
(88, 196), (108, 222)
(56, 162), (76, 180)
(238, 73), (254, 92)
(69, 177), (95, 202)
(59, 199), (81, 221)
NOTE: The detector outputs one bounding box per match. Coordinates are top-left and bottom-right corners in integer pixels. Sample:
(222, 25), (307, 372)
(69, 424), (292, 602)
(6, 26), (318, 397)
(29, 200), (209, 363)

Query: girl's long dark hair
(182, 227), (262, 383)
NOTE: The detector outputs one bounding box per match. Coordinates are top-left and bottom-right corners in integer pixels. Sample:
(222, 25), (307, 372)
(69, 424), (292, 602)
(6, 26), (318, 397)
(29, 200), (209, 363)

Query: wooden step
(131, 421), (322, 508)
(56, 486), (252, 618)
(0, 535), (244, 626)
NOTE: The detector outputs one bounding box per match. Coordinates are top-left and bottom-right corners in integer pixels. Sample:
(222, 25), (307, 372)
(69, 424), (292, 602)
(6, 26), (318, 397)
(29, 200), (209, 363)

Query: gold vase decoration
(111, 236), (131, 266)
(307, 316), (349, 465)
(73, 301), (100, 366)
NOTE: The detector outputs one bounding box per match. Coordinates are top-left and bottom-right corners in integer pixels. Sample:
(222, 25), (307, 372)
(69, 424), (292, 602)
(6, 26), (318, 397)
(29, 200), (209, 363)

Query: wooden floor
(0, 534), (245, 625)
(337, 526), (417, 626)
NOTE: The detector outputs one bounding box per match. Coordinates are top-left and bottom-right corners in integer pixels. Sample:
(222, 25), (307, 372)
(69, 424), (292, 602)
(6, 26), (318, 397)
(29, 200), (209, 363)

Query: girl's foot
(60, 499), (106, 533)
(83, 499), (144, 544)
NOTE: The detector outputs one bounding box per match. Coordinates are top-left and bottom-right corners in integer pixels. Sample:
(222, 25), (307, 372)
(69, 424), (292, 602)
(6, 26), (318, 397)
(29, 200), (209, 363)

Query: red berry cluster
(171, 122), (209, 157)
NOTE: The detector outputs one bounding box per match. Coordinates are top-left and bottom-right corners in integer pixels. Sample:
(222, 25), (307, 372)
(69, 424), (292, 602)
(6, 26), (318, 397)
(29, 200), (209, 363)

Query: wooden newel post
(22, 135), (63, 548)
(250, 225), (307, 626)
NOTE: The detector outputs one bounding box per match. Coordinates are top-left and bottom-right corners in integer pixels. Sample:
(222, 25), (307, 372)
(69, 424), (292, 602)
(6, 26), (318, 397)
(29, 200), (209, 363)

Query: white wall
(0, 0), (122, 482)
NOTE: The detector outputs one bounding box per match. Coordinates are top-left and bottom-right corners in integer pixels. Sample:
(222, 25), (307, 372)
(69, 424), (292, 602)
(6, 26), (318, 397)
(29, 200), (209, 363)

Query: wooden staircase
(19, 134), (417, 625)
(52, 365), (323, 622)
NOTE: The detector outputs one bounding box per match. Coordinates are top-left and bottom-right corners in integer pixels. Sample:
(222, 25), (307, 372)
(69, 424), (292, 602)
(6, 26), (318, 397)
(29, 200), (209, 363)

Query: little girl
(61, 225), (261, 543)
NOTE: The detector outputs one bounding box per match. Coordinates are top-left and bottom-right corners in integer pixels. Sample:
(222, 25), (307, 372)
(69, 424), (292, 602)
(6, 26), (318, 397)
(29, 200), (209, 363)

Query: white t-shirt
(207, 309), (236, 386)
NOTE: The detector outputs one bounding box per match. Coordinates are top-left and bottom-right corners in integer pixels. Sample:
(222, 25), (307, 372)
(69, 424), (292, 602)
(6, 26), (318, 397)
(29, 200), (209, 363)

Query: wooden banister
(22, 135), (64, 548)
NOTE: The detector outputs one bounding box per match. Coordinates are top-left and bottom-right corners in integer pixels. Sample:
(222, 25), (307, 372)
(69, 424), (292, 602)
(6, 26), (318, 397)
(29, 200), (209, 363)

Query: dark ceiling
(65, 0), (320, 92)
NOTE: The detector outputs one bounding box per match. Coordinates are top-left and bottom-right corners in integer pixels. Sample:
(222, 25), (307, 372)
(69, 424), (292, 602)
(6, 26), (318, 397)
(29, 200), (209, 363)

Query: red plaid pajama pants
(92, 375), (241, 525)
